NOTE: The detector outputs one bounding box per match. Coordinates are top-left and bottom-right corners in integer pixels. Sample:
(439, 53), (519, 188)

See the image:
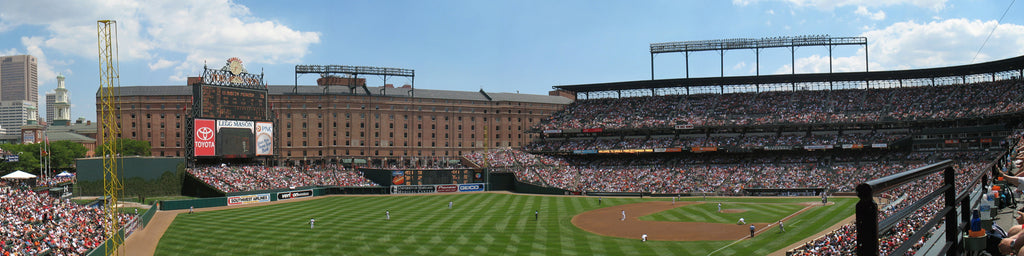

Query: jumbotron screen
(197, 84), (267, 121)
(194, 119), (274, 157)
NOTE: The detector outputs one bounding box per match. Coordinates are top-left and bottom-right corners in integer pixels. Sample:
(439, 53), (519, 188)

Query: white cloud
(148, 59), (177, 70)
(777, 18), (1024, 73)
(0, 0), (321, 80)
(854, 6), (885, 21)
(734, 0), (947, 11)
(0, 48), (19, 56)
(22, 37), (58, 87)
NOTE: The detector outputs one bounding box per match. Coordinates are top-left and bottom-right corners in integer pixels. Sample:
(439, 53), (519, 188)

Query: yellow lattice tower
(97, 20), (123, 256)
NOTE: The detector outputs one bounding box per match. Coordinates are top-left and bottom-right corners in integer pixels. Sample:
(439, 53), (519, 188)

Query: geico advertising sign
(458, 184), (484, 192)
(194, 119), (216, 156)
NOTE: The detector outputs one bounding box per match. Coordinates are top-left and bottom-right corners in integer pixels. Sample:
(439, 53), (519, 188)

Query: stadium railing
(86, 204), (160, 256)
(854, 159), (987, 255)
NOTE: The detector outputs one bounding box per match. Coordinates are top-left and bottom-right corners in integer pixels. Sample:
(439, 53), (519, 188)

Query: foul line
(707, 204), (815, 256)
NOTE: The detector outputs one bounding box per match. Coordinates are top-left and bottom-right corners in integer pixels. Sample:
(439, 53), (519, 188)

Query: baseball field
(153, 193), (854, 255)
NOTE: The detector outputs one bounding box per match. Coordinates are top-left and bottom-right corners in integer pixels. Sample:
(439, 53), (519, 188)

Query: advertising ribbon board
(228, 194), (271, 205)
(277, 190), (313, 200)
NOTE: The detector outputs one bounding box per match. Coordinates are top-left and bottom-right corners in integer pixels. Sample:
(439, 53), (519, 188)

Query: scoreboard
(198, 85), (267, 120)
(392, 169), (484, 185)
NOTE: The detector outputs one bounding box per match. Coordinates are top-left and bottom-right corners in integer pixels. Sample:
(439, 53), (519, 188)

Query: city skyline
(1, 0), (1023, 122)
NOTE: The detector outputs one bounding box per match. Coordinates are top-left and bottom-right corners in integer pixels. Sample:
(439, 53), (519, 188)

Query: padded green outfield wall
(76, 156), (185, 197)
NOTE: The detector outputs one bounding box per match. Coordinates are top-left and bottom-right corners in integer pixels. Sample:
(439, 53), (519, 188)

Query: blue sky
(1, 0), (1022, 122)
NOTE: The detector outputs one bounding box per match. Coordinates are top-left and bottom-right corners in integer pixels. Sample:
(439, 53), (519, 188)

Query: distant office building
(47, 74), (71, 126)
(46, 92), (54, 123)
(0, 55), (39, 133)
(0, 100), (37, 135)
(1, 55), (39, 103)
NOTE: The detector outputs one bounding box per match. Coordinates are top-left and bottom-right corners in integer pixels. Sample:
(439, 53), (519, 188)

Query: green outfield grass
(155, 194), (854, 256)
(641, 200), (808, 223)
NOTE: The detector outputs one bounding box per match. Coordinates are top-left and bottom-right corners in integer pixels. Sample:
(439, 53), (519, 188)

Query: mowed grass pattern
(155, 194), (854, 256)
(640, 201), (806, 223)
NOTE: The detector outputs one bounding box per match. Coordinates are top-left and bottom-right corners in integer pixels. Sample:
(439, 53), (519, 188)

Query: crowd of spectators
(524, 132), (906, 152)
(537, 80), (1024, 130)
(188, 164), (378, 193)
(1, 180), (132, 255)
(463, 147), (567, 169)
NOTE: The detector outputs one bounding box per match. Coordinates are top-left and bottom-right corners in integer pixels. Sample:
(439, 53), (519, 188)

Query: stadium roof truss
(557, 54), (1024, 100)
(294, 64), (415, 96)
(650, 35), (868, 79)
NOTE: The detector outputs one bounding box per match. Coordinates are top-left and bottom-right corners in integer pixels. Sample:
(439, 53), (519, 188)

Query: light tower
(97, 19), (123, 256)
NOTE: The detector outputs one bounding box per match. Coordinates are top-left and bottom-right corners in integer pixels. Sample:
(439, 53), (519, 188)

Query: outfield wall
(159, 186), (380, 210)
(76, 157), (185, 197)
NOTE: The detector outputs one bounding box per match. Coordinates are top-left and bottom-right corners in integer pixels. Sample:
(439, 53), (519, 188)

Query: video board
(194, 118), (274, 158)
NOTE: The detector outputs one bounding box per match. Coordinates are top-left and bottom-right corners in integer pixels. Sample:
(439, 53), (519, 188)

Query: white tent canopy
(1, 170), (37, 179)
(56, 171), (74, 177)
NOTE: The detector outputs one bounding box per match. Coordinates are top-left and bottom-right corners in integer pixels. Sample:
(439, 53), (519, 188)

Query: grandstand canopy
(557, 55), (1024, 95)
(650, 35), (868, 78)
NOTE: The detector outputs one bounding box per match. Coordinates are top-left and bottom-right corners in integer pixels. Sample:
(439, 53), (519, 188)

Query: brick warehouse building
(96, 82), (571, 164)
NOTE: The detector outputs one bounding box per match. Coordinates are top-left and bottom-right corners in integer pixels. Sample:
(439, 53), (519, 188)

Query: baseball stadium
(6, 33), (1024, 256)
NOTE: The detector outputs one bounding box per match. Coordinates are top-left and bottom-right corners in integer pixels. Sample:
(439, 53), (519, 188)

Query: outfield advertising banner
(194, 119), (216, 156)
(436, 184), (458, 193)
(227, 193), (271, 205)
(277, 189), (312, 200)
(392, 171), (406, 185)
(458, 183), (485, 192)
(255, 122), (274, 156)
(395, 185), (435, 194)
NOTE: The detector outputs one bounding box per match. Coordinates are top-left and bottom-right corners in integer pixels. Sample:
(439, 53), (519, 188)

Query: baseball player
(621, 210), (626, 221)
(189, 205), (194, 214)
(386, 210), (390, 220)
(738, 217), (746, 225)
(778, 220), (785, 232)
(449, 201), (453, 209)
(310, 218), (315, 229)
(717, 203), (722, 212)
(535, 210), (539, 221)
(641, 233), (648, 242)
(749, 224), (755, 237)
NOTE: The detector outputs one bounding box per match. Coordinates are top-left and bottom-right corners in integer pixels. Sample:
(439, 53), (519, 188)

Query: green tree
(0, 143), (42, 174)
(48, 141), (88, 169)
(96, 138), (152, 156)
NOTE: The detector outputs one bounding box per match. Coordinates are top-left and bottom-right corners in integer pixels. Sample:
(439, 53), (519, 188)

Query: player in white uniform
(449, 201), (453, 209)
(386, 210), (390, 220)
(641, 233), (648, 242)
(310, 218), (315, 229)
(621, 210), (626, 221)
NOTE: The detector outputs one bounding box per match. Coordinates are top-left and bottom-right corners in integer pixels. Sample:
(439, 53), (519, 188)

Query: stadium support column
(650, 52), (654, 80)
(685, 51), (689, 78)
(755, 48), (759, 76)
(720, 49), (724, 77)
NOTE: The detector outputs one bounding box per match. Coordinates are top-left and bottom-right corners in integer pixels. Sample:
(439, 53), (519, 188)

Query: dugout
(75, 156), (185, 197)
